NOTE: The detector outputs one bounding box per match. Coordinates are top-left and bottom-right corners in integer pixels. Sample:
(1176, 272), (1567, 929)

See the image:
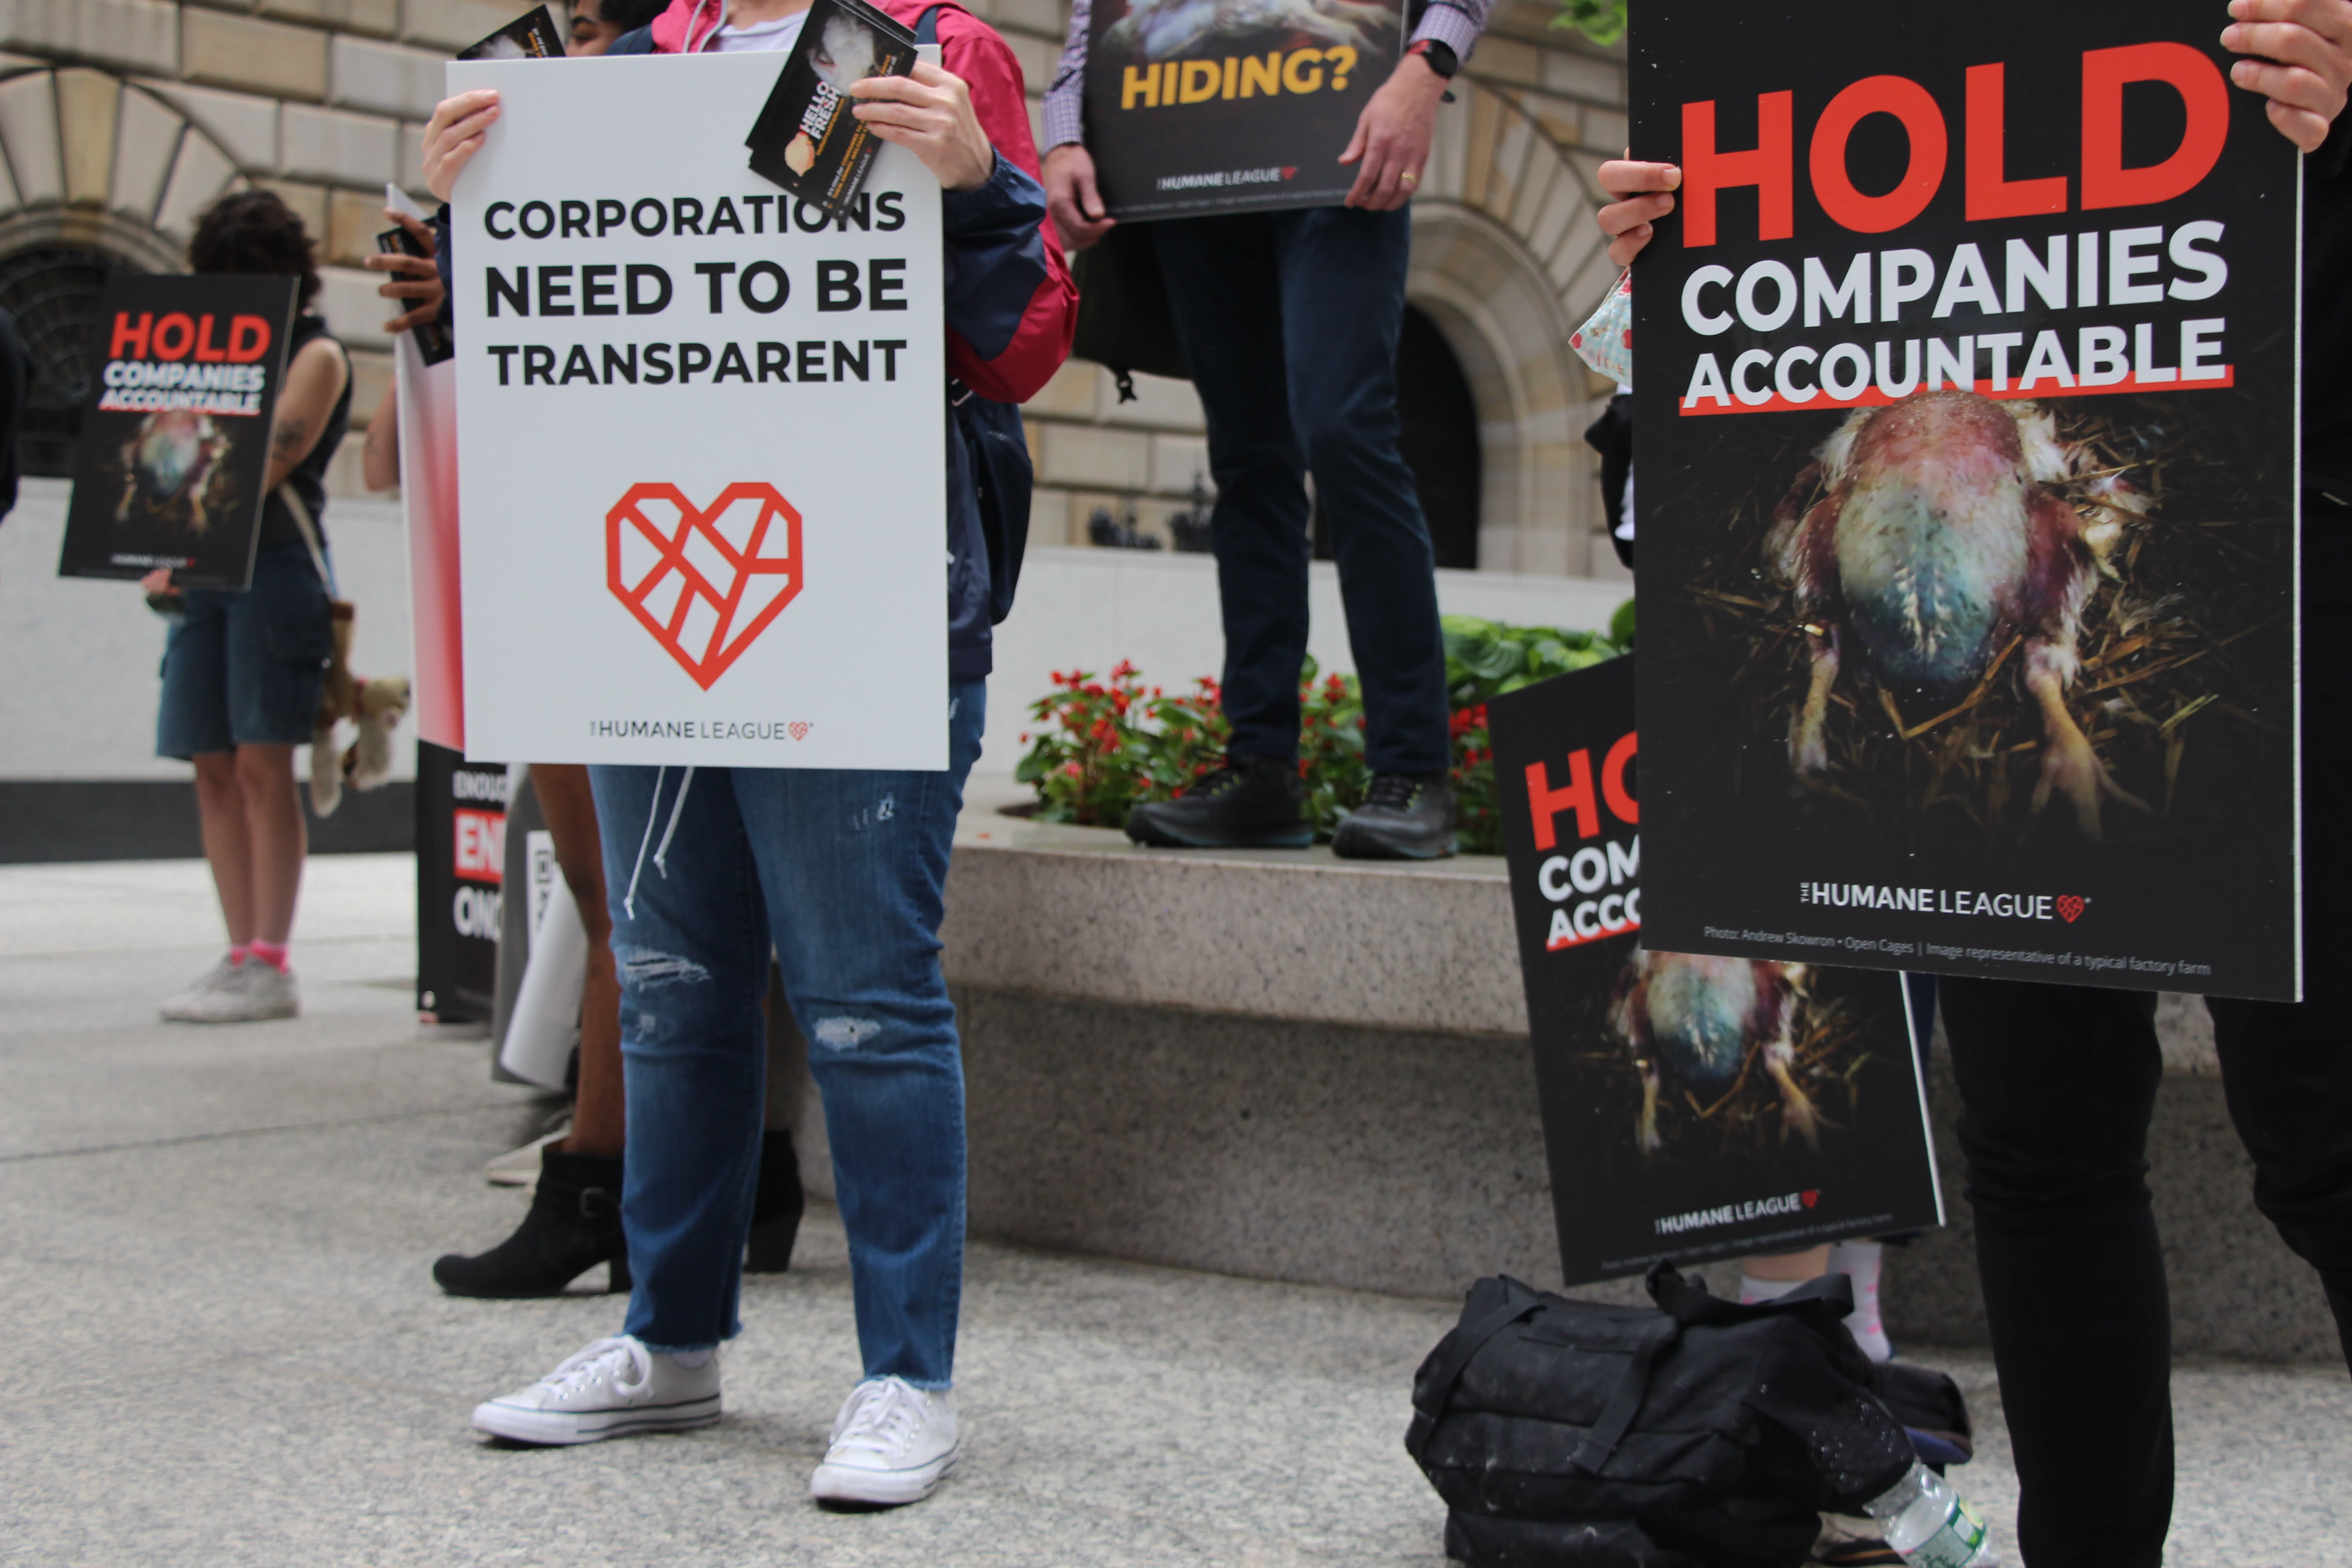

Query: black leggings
(1939, 509), (2352, 1568)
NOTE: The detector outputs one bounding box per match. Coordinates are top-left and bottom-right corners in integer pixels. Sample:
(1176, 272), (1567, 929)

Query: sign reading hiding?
(1080, 0), (1403, 218)
(448, 50), (947, 769)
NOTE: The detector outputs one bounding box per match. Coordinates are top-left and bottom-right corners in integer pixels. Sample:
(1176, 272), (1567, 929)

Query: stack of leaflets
(745, 0), (917, 215)
(458, 6), (564, 59)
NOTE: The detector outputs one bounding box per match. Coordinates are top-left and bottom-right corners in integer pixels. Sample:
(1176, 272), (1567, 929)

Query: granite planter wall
(775, 785), (2341, 1362)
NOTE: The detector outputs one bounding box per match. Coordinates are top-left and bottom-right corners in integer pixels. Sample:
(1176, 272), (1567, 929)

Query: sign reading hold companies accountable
(1629, 0), (2302, 1000)
(57, 274), (297, 591)
(1081, 0), (1402, 218)
(447, 50), (946, 769)
(1488, 657), (1943, 1284)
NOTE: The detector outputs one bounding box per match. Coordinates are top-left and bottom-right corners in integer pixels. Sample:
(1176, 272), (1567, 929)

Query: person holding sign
(1595, 5), (2352, 1562)
(148, 192), (353, 1025)
(1038, 0), (1487, 859)
(415, 0), (1074, 1508)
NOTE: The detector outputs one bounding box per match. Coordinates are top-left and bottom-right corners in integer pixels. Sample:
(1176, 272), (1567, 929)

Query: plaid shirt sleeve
(1041, 0), (1090, 151)
(1410, 0), (1490, 60)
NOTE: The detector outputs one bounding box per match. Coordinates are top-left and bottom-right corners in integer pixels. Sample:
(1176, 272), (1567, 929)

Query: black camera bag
(1406, 1265), (1930, 1568)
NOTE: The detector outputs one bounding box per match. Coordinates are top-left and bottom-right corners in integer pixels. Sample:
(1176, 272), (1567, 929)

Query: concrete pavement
(2, 854), (2347, 1566)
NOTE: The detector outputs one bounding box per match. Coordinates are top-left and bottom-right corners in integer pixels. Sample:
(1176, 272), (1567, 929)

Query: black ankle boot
(1331, 772), (1458, 860)
(1125, 754), (1311, 849)
(744, 1127), (805, 1273)
(433, 1146), (629, 1298)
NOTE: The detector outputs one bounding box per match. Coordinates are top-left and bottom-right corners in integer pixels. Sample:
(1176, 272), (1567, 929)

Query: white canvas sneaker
(159, 954), (245, 1021)
(471, 1336), (721, 1446)
(169, 960), (300, 1023)
(809, 1377), (960, 1506)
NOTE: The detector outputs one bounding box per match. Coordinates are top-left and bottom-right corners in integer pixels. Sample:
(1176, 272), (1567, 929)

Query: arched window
(0, 245), (141, 477)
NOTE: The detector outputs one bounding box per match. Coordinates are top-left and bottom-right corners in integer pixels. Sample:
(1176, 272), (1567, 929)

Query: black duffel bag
(1407, 1264), (1950, 1568)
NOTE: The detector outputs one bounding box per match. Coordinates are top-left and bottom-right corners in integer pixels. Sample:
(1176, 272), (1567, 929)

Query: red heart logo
(608, 483), (803, 691)
(2057, 895), (2085, 923)
(1801, 1190), (1819, 1208)
(788, 721), (810, 740)
(1281, 166), (1297, 179)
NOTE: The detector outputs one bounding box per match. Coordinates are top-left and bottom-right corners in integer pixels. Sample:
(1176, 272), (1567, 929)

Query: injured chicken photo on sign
(1489, 657), (1943, 1284)
(1629, 0), (2303, 1001)
(57, 273), (298, 591)
(1702, 387), (2286, 849)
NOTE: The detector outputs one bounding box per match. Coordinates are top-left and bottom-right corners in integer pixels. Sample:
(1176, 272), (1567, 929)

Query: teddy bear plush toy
(310, 602), (412, 817)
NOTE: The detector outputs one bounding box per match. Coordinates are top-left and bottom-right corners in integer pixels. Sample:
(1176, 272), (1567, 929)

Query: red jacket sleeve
(933, 7), (1079, 404)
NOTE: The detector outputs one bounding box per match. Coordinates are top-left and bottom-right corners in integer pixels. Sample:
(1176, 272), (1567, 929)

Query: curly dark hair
(187, 189), (321, 308)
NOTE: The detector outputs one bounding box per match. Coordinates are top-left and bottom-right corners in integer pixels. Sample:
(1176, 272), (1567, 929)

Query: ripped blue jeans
(588, 681), (984, 1386)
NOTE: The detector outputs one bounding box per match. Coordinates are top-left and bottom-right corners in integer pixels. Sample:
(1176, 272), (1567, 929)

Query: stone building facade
(0, 0), (1626, 578)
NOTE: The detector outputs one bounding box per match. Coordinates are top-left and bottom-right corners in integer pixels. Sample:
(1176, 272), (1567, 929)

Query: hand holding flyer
(745, 0), (918, 211)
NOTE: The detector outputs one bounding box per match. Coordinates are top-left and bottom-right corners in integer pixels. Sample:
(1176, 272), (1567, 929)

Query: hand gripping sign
(447, 50), (946, 769)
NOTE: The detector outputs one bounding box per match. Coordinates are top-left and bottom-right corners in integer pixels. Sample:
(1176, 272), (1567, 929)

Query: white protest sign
(447, 51), (946, 769)
(388, 184), (468, 752)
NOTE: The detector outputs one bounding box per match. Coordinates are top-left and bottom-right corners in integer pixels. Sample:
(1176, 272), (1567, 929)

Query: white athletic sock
(667, 1348), (715, 1368)
(1829, 1240), (1892, 1362)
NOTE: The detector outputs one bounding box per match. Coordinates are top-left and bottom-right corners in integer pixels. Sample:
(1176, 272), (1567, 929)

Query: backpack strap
(1567, 1314), (1680, 1475)
(1404, 1278), (1545, 1461)
(277, 484), (334, 595)
(916, 4), (941, 44)
(1648, 1259), (1855, 1327)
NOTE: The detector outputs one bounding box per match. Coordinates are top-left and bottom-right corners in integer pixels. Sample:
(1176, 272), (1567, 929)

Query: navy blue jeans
(1152, 206), (1450, 775)
(588, 682), (984, 1387)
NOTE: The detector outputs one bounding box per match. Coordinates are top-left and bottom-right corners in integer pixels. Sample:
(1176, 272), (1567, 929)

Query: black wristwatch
(1408, 39), (1459, 78)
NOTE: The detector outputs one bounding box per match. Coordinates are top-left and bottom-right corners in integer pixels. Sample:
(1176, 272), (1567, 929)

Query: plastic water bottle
(1862, 1460), (2001, 1567)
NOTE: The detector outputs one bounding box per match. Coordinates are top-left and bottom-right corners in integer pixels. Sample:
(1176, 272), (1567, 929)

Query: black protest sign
(746, 0), (917, 216)
(57, 274), (296, 591)
(416, 741), (504, 1024)
(1629, 0), (2303, 1000)
(1491, 657), (1943, 1285)
(1081, 0), (1401, 219)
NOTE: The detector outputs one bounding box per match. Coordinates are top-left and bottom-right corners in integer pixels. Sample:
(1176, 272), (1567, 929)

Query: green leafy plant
(1440, 613), (1621, 704)
(1552, 0), (1627, 46)
(1016, 607), (1632, 853)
